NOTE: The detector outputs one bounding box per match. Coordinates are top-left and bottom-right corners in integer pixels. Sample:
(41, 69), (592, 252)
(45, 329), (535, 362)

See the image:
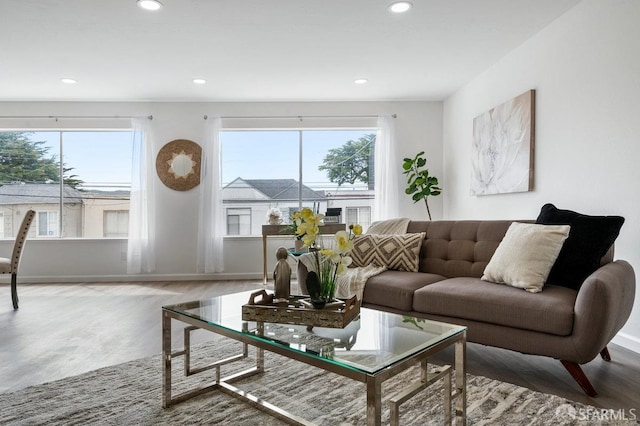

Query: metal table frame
(162, 302), (467, 425)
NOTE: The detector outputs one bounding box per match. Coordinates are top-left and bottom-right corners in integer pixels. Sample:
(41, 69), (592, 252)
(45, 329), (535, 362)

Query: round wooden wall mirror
(156, 139), (202, 191)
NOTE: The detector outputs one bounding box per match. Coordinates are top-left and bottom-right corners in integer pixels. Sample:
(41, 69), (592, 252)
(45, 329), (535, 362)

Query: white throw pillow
(481, 222), (570, 293)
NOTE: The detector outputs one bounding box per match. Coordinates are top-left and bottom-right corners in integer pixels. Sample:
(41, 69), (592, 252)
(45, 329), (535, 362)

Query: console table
(262, 223), (345, 284)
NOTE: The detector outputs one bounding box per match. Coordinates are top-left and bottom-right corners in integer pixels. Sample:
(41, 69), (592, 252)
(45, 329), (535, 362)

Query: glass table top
(163, 290), (466, 375)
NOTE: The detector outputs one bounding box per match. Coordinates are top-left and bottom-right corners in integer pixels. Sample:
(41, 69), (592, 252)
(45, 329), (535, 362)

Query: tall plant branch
(402, 151), (442, 221)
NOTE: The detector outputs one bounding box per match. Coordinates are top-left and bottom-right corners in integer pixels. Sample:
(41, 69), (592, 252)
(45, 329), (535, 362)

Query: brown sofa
(297, 220), (636, 397)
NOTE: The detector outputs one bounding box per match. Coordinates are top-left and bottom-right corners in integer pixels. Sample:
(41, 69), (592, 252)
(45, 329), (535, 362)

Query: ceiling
(0, 0), (581, 102)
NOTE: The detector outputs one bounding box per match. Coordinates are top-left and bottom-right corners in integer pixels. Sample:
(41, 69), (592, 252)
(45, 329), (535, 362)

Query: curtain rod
(203, 113), (396, 120)
(0, 115), (153, 120)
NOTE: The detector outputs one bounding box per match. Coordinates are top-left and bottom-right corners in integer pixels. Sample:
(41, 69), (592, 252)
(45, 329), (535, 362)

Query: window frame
(0, 128), (133, 239)
(103, 210), (129, 238)
(220, 126), (377, 236)
(37, 210), (59, 237)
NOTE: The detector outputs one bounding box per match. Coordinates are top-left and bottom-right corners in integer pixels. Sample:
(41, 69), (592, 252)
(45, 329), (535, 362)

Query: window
(0, 130), (133, 238)
(227, 208), (251, 235)
(345, 207), (372, 232)
(104, 210), (129, 237)
(221, 129), (376, 235)
(38, 211), (59, 237)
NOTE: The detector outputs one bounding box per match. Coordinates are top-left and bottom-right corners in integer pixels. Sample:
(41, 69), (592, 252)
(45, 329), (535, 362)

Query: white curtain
(127, 117), (156, 274)
(197, 117), (224, 273)
(373, 115), (401, 220)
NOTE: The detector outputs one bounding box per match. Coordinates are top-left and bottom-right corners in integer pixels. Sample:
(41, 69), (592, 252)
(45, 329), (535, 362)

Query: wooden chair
(1, 210), (36, 309)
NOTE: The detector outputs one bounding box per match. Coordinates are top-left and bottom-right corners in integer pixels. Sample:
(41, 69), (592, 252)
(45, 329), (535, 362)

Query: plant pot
(310, 298), (327, 309)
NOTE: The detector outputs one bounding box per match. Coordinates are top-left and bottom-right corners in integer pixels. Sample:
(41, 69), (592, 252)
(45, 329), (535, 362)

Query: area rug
(0, 337), (633, 425)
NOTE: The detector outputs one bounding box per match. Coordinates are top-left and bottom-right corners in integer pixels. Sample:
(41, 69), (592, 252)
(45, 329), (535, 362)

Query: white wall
(0, 101), (442, 281)
(442, 0), (640, 352)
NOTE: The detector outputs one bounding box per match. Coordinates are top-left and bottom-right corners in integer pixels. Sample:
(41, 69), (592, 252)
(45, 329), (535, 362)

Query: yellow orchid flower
(335, 230), (353, 254)
(300, 207), (314, 221)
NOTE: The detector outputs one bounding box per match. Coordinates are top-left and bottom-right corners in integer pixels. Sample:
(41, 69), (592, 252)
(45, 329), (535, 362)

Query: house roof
(0, 183), (83, 205)
(225, 178), (325, 201)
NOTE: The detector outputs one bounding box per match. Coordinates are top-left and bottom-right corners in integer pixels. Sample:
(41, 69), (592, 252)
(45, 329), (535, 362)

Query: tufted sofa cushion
(407, 220), (521, 278)
(362, 270), (447, 311)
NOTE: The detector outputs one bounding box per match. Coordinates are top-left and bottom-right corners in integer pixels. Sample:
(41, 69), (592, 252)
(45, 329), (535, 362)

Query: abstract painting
(471, 90), (535, 195)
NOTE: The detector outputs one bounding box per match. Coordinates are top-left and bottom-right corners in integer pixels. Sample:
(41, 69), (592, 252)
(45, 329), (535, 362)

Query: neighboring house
(222, 178), (373, 235)
(222, 178), (326, 235)
(1, 179), (371, 239)
(0, 183), (131, 239)
(82, 190), (131, 238)
(0, 183), (83, 238)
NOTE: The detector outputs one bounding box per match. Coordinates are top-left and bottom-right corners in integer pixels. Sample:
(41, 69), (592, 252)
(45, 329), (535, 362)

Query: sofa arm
(571, 260), (636, 363)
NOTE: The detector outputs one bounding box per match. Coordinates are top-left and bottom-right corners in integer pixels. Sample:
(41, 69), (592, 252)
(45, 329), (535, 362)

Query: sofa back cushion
(407, 220), (519, 278)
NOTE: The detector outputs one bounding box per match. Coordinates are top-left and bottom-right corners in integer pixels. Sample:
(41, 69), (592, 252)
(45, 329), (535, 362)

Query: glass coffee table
(162, 290), (467, 425)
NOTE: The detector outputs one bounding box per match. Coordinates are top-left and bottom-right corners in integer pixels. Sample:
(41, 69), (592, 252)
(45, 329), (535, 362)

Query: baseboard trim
(18, 272), (264, 284)
(612, 332), (640, 354)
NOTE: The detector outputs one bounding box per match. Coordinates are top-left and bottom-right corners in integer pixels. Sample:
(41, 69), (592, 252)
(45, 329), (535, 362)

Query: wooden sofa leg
(560, 360), (597, 397)
(11, 273), (19, 310)
(600, 346), (612, 362)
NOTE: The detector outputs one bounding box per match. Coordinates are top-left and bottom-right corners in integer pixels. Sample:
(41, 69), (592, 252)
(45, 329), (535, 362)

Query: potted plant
(402, 151), (442, 220)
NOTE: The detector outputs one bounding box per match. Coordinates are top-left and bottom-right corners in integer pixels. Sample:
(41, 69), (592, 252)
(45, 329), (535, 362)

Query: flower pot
(310, 298), (327, 309)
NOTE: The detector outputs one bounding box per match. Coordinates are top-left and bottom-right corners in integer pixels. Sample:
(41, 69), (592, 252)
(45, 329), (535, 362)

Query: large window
(0, 130), (133, 239)
(221, 129), (376, 235)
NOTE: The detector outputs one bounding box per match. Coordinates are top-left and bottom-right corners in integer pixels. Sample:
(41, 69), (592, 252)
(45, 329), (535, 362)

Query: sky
(220, 130), (374, 190)
(27, 129), (376, 191)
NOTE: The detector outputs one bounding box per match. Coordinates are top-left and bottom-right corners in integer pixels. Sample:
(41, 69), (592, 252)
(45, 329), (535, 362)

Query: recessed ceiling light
(389, 1), (412, 13)
(354, 79), (368, 85)
(61, 78), (77, 84)
(137, 0), (163, 11)
(192, 78), (206, 85)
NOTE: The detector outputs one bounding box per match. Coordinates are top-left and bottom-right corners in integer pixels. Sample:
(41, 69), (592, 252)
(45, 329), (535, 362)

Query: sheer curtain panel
(197, 117), (224, 273)
(373, 115), (401, 221)
(127, 117), (156, 274)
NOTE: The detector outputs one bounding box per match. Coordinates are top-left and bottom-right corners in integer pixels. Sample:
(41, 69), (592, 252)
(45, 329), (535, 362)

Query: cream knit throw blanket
(366, 217), (411, 234)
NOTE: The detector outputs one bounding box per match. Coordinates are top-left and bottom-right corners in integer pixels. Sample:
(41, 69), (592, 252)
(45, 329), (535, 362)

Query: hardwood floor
(1, 281), (639, 413)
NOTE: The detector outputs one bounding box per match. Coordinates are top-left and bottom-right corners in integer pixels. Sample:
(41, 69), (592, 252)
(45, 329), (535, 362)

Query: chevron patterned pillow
(350, 233), (426, 272)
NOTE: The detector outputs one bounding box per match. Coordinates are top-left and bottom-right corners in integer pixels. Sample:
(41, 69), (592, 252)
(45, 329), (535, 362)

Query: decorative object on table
(266, 207), (283, 225)
(156, 139), (202, 191)
(282, 209), (313, 253)
(242, 290), (360, 328)
(273, 247), (291, 301)
(293, 238), (306, 252)
(402, 151), (442, 220)
(292, 208), (362, 308)
(471, 89), (535, 195)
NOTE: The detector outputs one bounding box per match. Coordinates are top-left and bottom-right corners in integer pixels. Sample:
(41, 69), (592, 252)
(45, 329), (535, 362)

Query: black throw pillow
(535, 203), (624, 290)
